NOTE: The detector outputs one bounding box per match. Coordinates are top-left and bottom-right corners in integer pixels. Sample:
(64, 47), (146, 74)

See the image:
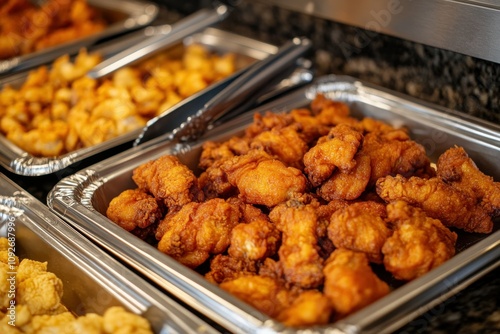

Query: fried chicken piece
(315, 199), (350, 259)
(132, 155), (203, 211)
(16, 260), (64, 316)
(318, 152), (371, 201)
(328, 201), (390, 263)
(157, 198), (241, 268)
(437, 146), (500, 217)
(323, 248), (390, 318)
(219, 275), (292, 318)
(376, 174), (493, 233)
(205, 255), (258, 284)
(289, 108), (330, 144)
(382, 200), (457, 281)
(250, 126), (308, 169)
(244, 111), (294, 138)
(361, 129), (434, 186)
(106, 188), (163, 232)
(198, 137), (250, 170)
(199, 160), (237, 199)
(356, 117), (399, 134)
(303, 123), (363, 187)
(269, 199), (324, 289)
(277, 290), (333, 328)
(101, 306), (153, 334)
(310, 94), (358, 126)
(222, 150), (307, 207)
(228, 217), (281, 261)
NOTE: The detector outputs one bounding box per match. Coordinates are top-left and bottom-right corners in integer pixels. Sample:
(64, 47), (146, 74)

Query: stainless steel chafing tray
(0, 172), (219, 334)
(0, 28), (278, 176)
(0, 0), (159, 75)
(47, 75), (500, 334)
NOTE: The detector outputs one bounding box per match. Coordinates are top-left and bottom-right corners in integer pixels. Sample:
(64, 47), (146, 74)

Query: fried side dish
(106, 94), (499, 328)
(0, 0), (106, 59)
(0, 44), (237, 157)
(0, 238), (153, 334)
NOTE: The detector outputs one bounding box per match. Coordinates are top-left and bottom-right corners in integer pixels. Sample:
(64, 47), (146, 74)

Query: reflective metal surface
(259, 0), (500, 64)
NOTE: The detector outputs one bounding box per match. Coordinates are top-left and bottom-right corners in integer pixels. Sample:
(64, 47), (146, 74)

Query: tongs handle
(86, 5), (229, 79)
(172, 37), (313, 142)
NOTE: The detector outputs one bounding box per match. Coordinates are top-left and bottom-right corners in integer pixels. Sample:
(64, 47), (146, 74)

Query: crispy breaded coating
(382, 201), (457, 281)
(244, 111), (294, 138)
(250, 126), (308, 169)
(288, 108), (330, 144)
(376, 174), (493, 233)
(132, 155), (203, 211)
(277, 290), (332, 328)
(437, 146), (500, 217)
(269, 199), (324, 289)
(106, 188), (163, 232)
(198, 137), (250, 170)
(222, 150), (307, 207)
(102, 306), (153, 334)
(228, 218), (281, 261)
(361, 130), (434, 186)
(205, 255), (258, 284)
(310, 94), (358, 126)
(16, 260), (63, 316)
(219, 275), (292, 318)
(323, 249), (390, 318)
(157, 198), (241, 268)
(328, 201), (390, 263)
(303, 123), (363, 187)
(318, 152), (371, 201)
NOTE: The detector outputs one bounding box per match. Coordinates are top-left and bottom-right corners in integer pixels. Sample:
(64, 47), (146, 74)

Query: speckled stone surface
(161, 1), (500, 333)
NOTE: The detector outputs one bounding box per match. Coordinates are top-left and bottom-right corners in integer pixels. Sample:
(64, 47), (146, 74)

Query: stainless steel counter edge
(257, 0), (500, 64)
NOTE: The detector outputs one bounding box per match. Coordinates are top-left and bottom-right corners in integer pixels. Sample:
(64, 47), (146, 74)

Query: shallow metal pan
(47, 75), (500, 333)
(0, 172), (219, 334)
(0, 28), (278, 176)
(0, 0), (159, 76)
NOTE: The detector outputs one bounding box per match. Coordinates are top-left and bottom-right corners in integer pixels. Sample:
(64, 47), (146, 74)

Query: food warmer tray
(0, 0), (160, 76)
(47, 75), (500, 334)
(0, 172), (220, 334)
(0, 28), (278, 176)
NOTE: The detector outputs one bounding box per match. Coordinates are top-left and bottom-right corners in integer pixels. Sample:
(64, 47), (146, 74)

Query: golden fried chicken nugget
(157, 198), (241, 268)
(132, 155), (203, 211)
(303, 123), (363, 187)
(318, 152), (371, 201)
(437, 146), (500, 217)
(277, 290), (333, 328)
(228, 218), (281, 261)
(106, 188), (163, 232)
(376, 174), (493, 233)
(222, 150), (307, 207)
(382, 200), (457, 281)
(219, 275), (292, 318)
(361, 130), (434, 186)
(328, 201), (391, 263)
(323, 249), (390, 318)
(269, 199), (324, 289)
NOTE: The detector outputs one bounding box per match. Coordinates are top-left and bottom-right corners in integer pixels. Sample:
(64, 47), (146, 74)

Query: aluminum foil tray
(0, 0), (159, 76)
(0, 28), (277, 176)
(47, 75), (500, 334)
(0, 172), (219, 334)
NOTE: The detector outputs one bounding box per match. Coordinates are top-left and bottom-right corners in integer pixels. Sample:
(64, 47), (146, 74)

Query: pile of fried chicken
(107, 94), (499, 328)
(0, 0), (106, 59)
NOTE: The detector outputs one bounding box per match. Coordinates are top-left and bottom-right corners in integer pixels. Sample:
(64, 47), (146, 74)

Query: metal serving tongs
(134, 37), (313, 146)
(86, 4), (230, 79)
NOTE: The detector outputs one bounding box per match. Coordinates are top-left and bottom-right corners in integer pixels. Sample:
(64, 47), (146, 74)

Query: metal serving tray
(47, 75), (500, 334)
(0, 172), (218, 334)
(0, 28), (278, 176)
(0, 0), (159, 75)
